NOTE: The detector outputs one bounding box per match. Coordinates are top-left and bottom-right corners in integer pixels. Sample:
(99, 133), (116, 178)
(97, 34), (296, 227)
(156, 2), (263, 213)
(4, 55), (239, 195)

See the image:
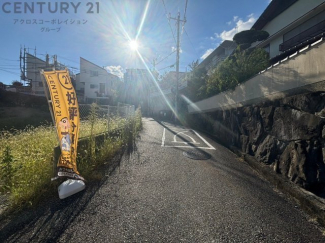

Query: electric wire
(161, 0), (177, 45)
(156, 50), (176, 66)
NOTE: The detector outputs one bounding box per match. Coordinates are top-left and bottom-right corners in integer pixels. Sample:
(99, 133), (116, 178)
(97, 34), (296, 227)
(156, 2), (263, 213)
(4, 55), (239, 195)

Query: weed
(0, 146), (14, 192)
(0, 107), (142, 209)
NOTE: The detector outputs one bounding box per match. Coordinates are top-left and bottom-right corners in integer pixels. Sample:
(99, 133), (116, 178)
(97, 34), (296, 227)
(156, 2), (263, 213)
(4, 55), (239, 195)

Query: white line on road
(161, 128), (165, 147)
(161, 127), (216, 150)
(163, 145), (216, 149)
(192, 130), (216, 150)
(173, 131), (199, 144)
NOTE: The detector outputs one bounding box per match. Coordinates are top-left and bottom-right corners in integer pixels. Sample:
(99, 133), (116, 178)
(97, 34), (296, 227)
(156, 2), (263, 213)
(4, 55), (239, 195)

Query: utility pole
(19, 47), (22, 84)
(169, 12), (186, 123)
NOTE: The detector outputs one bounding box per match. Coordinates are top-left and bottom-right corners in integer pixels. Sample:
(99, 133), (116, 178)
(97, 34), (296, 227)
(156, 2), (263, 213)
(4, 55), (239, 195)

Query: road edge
(192, 127), (325, 228)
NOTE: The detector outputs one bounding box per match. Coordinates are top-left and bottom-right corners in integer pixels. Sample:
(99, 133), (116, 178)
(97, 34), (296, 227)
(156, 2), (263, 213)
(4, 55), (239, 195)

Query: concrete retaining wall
(188, 38), (325, 113)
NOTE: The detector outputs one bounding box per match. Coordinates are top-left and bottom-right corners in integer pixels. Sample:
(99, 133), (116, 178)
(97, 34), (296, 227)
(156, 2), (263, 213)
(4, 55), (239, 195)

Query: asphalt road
(1, 117), (325, 242)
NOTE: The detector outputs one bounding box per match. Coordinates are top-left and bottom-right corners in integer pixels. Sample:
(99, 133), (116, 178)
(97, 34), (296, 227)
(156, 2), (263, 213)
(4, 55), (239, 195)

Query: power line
(184, 28), (200, 59)
(0, 57), (19, 62)
(0, 67), (18, 70)
(179, 0), (188, 47)
(56, 55), (79, 64)
(0, 68), (20, 75)
(156, 50), (176, 66)
(159, 63), (175, 71)
(0, 64), (19, 67)
(183, 0), (188, 21)
(161, 0), (177, 45)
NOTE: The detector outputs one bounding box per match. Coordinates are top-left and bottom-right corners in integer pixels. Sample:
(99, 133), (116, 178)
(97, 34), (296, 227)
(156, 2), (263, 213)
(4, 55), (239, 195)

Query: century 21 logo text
(1, 2), (100, 14)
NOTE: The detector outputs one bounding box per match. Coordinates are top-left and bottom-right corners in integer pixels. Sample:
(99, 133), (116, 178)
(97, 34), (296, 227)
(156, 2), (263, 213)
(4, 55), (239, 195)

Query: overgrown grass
(0, 107), (142, 209)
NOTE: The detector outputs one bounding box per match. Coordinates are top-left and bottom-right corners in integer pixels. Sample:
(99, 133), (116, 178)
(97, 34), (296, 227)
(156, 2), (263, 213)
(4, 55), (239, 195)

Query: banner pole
(40, 70), (61, 178)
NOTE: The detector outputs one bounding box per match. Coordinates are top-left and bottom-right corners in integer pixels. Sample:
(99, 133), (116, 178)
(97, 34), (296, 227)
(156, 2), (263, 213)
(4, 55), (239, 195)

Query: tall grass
(0, 107), (142, 209)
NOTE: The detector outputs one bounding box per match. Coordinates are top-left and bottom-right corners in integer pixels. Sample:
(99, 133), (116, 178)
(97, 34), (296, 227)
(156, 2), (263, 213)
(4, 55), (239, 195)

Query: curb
(241, 151), (325, 227)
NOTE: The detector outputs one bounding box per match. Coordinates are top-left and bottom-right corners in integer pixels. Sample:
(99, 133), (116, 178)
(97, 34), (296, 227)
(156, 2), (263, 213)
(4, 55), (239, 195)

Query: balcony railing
(279, 20), (325, 52)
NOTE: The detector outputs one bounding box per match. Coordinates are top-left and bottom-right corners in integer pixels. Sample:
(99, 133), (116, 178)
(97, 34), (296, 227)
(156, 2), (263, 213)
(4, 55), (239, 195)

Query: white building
(79, 57), (122, 104)
(26, 53), (49, 96)
(26, 53), (73, 96)
(252, 0), (325, 61)
(198, 40), (237, 74)
(188, 0), (325, 114)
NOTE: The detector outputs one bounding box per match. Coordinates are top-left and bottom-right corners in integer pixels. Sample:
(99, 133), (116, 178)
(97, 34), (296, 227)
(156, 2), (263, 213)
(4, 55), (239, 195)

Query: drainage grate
(183, 149), (211, 160)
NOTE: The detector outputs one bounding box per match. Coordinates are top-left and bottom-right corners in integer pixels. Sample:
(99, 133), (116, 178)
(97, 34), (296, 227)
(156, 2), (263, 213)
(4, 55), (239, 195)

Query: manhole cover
(183, 149), (211, 160)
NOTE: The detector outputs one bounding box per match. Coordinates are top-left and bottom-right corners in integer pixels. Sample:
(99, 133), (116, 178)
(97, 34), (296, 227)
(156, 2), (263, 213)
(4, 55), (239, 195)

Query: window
(39, 82), (43, 87)
(90, 84), (98, 89)
(263, 44), (270, 54)
(99, 83), (105, 93)
(90, 70), (98, 77)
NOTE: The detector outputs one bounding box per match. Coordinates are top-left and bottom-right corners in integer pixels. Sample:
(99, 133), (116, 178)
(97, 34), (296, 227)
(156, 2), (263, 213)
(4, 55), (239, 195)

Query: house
(198, 40), (237, 74)
(251, 0), (325, 62)
(25, 53), (74, 96)
(188, 0), (325, 114)
(75, 73), (84, 100)
(79, 57), (122, 104)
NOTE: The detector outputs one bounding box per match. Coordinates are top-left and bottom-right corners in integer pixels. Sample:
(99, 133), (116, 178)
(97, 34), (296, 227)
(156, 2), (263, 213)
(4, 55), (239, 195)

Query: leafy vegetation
(184, 60), (208, 102)
(0, 107), (142, 209)
(11, 81), (23, 87)
(205, 47), (269, 96)
(182, 29), (270, 100)
(233, 29), (269, 45)
(0, 146), (14, 192)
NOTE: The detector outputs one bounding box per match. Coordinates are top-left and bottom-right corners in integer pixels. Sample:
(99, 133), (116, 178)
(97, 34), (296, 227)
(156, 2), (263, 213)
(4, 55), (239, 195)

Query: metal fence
(79, 103), (135, 120)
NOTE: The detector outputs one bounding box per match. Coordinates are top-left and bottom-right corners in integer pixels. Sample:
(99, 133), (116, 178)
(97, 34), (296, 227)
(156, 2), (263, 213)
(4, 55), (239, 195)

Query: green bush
(183, 60), (208, 102)
(206, 47), (269, 96)
(233, 29), (269, 45)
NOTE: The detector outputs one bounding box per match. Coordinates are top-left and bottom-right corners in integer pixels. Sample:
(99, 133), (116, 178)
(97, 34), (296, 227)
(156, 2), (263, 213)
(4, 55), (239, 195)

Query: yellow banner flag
(42, 69), (84, 181)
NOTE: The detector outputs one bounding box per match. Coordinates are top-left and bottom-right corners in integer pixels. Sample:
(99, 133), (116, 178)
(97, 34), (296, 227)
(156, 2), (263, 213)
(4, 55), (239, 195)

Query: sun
(129, 40), (139, 51)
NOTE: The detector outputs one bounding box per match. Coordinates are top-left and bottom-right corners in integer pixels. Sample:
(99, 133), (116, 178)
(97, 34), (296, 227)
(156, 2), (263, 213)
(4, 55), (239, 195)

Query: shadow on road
(0, 139), (138, 242)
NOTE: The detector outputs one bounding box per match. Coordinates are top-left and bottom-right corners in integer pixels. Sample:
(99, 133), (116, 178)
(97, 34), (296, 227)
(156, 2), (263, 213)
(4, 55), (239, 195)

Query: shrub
(233, 29), (269, 45)
(206, 47), (269, 96)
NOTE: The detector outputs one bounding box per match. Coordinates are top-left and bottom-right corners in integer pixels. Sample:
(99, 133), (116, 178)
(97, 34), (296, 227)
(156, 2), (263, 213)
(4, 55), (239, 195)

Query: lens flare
(129, 40), (139, 51)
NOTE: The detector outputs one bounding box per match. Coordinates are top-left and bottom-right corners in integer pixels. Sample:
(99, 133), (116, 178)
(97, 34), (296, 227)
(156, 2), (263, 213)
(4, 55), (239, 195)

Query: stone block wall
(188, 91), (325, 195)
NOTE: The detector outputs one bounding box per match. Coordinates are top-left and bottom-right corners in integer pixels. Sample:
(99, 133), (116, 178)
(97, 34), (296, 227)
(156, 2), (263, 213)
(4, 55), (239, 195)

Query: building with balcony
(198, 40), (237, 75)
(252, 0), (325, 62)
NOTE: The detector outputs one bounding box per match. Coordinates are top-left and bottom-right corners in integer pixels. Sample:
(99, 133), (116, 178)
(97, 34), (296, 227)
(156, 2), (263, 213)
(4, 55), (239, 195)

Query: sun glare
(129, 40), (139, 51)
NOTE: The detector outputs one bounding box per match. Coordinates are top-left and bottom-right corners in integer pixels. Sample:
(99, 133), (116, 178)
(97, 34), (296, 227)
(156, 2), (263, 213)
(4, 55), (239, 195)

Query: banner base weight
(58, 179), (85, 199)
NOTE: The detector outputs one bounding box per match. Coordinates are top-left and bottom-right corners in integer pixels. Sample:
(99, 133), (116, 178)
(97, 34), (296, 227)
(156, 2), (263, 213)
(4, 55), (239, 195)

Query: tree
(184, 60), (208, 102)
(233, 29), (269, 45)
(204, 29), (270, 97)
(12, 80), (23, 87)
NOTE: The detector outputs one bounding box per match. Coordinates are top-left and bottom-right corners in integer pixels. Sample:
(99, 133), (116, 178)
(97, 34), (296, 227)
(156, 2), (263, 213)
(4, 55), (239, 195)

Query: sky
(0, 0), (271, 85)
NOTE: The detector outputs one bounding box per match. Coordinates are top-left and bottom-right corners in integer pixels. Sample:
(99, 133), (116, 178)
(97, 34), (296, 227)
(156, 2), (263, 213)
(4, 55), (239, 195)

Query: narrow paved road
(1, 118), (325, 242)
